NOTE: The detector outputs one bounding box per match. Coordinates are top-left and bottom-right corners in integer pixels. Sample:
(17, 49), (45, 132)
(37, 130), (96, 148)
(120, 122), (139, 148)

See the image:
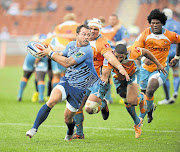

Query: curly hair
(147, 9), (167, 25)
(115, 44), (127, 54)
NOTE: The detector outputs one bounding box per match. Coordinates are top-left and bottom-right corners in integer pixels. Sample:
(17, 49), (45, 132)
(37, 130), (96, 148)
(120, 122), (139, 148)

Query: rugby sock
(137, 92), (144, 105)
(74, 111), (84, 136)
(38, 81), (45, 101)
(18, 77), (28, 98)
(173, 77), (180, 93)
(66, 121), (75, 135)
(33, 104), (51, 130)
(125, 102), (140, 125)
(99, 100), (106, 110)
(163, 79), (170, 100)
(139, 95), (154, 119)
(47, 80), (52, 96)
(104, 86), (113, 102)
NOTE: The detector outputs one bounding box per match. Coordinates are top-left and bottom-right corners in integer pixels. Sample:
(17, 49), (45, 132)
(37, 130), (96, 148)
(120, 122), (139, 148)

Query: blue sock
(67, 121), (75, 135)
(33, 104), (51, 130)
(137, 93), (144, 105)
(125, 105), (140, 125)
(18, 80), (27, 98)
(74, 112), (84, 136)
(100, 100), (106, 110)
(38, 83), (45, 101)
(139, 95), (154, 119)
(173, 77), (180, 93)
(163, 79), (170, 100)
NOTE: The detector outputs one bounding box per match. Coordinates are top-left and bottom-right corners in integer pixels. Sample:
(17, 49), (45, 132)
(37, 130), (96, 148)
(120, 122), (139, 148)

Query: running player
(111, 44), (166, 138)
(133, 9), (180, 123)
(26, 24), (102, 140)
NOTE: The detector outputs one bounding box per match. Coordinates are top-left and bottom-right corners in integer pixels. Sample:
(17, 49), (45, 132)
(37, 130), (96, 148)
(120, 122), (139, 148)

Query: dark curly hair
(147, 9), (167, 25)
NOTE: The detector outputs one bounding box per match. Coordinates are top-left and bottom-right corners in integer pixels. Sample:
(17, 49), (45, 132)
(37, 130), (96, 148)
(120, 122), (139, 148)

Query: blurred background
(0, 0), (180, 67)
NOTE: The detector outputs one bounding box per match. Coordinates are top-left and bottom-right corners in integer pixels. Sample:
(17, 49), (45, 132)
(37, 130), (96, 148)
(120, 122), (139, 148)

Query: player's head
(162, 8), (173, 19)
(63, 13), (76, 21)
(108, 14), (118, 27)
(88, 18), (102, 39)
(76, 24), (91, 47)
(114, 44), (128, 62)
(147, 9), (167, 34)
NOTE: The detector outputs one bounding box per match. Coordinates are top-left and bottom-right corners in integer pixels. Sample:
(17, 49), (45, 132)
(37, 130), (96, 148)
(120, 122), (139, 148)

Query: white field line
(0, 123), (179, 133)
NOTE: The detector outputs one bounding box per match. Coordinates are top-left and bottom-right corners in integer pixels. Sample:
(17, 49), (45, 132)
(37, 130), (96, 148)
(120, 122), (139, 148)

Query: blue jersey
(62, 41), (100, 90)
(164, 18), (180, 57)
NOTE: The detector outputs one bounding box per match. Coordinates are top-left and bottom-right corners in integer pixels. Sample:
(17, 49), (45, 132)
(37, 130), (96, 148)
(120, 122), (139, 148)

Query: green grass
(0, 67), (180, 152)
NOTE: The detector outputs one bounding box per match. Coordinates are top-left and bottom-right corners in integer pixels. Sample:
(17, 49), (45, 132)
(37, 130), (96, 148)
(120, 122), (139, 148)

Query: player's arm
(103, 51), (130, 81)
(141, 48), (167, 75)
(169, 43), (180, 67)
(37, 46), (77, 68)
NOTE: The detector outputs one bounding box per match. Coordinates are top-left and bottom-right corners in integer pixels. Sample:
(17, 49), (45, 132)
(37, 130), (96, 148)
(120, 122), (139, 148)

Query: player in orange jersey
(109, 44), (166, 138)
(71, 18), (130, 140)
(133, 9), (180, 123)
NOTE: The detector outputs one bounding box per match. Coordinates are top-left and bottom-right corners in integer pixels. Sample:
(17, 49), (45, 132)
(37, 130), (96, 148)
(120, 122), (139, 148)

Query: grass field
(0, 67), (180, 152)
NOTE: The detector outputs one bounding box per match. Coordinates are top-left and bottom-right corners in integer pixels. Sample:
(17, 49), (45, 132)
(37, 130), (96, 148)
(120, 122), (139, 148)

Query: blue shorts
(23, 53), (48, 72)
(23, 53), (36, 71)
(86, 81), (110, 100)
(51, 60), (66, 74)
(140, 66), (169, 90)
(58, 77), (86, 109)
(113, 70), (140, 98)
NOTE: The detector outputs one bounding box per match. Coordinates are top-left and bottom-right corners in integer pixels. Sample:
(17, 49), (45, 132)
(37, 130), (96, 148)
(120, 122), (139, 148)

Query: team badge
(75, 51), (85, 58)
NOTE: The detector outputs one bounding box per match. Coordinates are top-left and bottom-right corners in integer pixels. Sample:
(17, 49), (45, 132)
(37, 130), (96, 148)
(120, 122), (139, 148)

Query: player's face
(77, 27), (91, 47)
(150, 19), (162, 34)
(89, 26), (99, 40)
(114, 52), (127, 63)
(108, 16), (118, 27)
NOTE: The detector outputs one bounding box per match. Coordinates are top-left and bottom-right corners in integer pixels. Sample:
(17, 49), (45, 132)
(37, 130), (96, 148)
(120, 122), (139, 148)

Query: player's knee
(126, 99), (137, 106)
(64, 115), (73, 124)
(46, 97), (59, 108)
(85, 100), (99, 114)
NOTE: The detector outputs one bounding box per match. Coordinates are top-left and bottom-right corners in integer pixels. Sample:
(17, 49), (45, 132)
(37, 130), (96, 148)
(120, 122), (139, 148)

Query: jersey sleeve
(133, 29), (148, 48)
(169, 31), (180, 44)
(96, 38), (113, 55)
(128, 46), (142, 60)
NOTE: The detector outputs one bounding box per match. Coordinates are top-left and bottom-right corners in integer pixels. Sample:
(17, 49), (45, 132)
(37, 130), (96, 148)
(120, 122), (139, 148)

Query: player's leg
(85, 82), (110, 120)
(72, 95), (88, 139)
(17, 71), (33, 101)
(32, 72), (39, 102)
(36, 71), (46, 103)
(46, 58), (53, 100)
(26, 83), (66, 138)
(64, 104), (77, 141)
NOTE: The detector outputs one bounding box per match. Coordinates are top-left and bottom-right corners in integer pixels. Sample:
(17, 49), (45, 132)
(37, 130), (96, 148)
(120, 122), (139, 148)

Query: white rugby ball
(27, 41), (45, 58)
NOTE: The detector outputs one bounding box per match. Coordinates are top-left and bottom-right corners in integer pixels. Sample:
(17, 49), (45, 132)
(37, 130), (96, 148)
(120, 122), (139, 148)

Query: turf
(0, 67), (180, 152)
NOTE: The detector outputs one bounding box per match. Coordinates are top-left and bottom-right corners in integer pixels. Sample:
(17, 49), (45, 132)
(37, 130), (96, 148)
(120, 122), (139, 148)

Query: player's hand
(169, 58), (178, 67)
(118, 66), (130, 81)
(144, 58), (153, 65)
(157, 63), (168, 75)
(36, 46), (52, 57)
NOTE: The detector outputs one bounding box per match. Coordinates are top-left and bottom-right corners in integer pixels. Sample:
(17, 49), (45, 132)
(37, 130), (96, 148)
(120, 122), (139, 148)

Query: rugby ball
(27, 41), (45, 58)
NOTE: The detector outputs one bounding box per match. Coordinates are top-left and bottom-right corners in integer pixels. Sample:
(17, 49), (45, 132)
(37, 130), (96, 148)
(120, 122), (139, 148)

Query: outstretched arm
(103, 51), (130, 81)
(169, 43), (180, 67)
(141, 48), (167, 75)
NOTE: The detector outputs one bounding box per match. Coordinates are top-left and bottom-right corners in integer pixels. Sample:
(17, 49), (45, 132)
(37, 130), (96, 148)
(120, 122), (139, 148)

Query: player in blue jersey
(158, 8), (180, 105)
(26, 24), (104, 140)
(17, 33), (48, 102)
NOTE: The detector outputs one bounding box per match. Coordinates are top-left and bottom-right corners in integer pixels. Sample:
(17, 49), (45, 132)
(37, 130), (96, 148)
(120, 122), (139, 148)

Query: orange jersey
(106, 46), (142, 80)
(133, 27), (180, 72)
(101, 27), (117, 41)
(90, 35), (113, 77)
(54, 21), (79, 41)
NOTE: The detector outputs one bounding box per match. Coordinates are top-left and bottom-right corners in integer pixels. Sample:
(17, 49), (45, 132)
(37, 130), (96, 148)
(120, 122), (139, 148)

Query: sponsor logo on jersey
(75, 51), (85, 58)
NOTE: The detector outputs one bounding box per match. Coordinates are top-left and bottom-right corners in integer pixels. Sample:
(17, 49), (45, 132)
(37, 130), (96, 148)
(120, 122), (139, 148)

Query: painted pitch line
(0, 122), (179, 133)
